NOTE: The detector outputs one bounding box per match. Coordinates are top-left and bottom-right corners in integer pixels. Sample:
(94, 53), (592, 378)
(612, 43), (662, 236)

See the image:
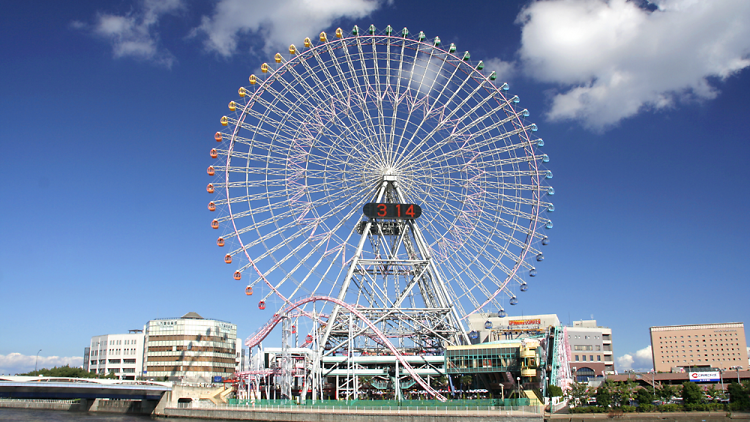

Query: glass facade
(446, 346), (522, 374)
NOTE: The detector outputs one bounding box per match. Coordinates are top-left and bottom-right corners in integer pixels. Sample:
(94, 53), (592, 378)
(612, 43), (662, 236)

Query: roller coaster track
(244, 295), (447, 401)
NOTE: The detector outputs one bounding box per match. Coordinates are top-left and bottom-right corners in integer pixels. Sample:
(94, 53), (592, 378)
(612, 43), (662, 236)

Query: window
(597, 355), (601, 361)
(582, 355), (586, 361)
(575, 355), (579, 361)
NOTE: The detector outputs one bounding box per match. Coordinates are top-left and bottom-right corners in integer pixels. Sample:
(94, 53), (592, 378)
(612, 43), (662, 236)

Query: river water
(0, 408), (216, 422)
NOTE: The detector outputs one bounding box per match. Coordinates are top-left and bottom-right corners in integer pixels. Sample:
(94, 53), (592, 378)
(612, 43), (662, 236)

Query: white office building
(88, 330), (145, 380)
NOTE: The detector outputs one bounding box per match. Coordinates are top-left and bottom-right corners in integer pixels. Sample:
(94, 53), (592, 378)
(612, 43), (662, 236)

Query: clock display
(362, 203), (422, 219)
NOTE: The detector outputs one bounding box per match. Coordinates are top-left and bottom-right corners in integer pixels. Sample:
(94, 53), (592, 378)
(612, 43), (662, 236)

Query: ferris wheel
(207, 25), (553, 344)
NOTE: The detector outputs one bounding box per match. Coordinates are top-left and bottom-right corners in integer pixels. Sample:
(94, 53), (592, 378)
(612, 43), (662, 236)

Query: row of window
(105, 368), (136, 373)
(573, 355), (602, 362)
(573, 345), (601, 351)
(661, 357), (742, 363)
(108, 339), (138, 346)
(146, 340), (234, 348)
(660, 345), (740, 350)
(146, 351), (235, 358)
(658, 333), (739, 340)
(90, 359), (137, 366)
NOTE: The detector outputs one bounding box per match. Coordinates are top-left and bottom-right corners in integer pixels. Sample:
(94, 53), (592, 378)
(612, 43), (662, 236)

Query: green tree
(21, 365), (97, 378)
(565, 382), (590, 407)
(681, 381), (702, 404)
(596, 381), (613, 408)
(705, 384), (722, 401)
(728, 382), (750, 408)
(548, 384), (563, 398)
(459, 375), (473, 398)
(635, 387), (654, 405)
(614, 380), (638, 406)
(656, 384), (677, 402)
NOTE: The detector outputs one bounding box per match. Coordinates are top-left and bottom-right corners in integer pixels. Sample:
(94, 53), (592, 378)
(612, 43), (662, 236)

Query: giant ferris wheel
(207, 24), (553, 398)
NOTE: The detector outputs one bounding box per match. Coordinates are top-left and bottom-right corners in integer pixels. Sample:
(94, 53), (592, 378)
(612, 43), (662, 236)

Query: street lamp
(517, 376), (521, 399)
(731, 366), (742, 383)
(651, 369), (655, 397)
(35, 349), (42, 372)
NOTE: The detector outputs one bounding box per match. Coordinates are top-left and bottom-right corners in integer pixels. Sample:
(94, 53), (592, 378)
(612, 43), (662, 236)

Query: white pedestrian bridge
(0, 376), (171, 400)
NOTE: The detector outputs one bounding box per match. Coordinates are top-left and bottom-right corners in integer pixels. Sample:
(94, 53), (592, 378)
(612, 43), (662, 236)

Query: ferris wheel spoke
(254, 196), (368, 295)
(300, 45), (388, 166)
(352, 37), (392, 164)
(399, 121), (539, 169)
(340, 37), (388, 158)
(225, 183), (365, 233)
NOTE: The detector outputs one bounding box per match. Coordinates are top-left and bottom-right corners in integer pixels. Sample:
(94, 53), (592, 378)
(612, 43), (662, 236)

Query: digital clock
(362, 203), (422, 219)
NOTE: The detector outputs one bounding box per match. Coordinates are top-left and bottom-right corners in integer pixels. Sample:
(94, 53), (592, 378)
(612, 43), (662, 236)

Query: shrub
(620, 405), (636, 413)
(659, 403), (680, 412)
(730, 402), (748, 412)
(638, 403), (654, 412)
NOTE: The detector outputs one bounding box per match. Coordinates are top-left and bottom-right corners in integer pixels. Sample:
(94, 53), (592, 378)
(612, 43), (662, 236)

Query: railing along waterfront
(173, 399), (541, 415)
(0, 398), (78, 404)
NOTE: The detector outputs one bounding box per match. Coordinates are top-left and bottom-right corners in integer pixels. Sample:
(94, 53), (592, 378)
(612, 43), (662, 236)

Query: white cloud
(517, 0), (750, 130)
(192, 0), (385, 58)
(616, 345), (652, 372)
(80, 0), (184, 68)
(0, 353), (82, 376)
(483, 58), (516, 82)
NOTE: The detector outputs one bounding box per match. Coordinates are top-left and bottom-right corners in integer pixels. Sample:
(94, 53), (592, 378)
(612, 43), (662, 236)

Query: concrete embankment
(163, 406), (542, 422)
(546, 411), (750, 421)
(0, 398), (159, 414)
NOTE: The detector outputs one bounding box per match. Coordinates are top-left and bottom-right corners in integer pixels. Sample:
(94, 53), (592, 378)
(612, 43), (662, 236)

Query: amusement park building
(650, 322), (748, 373)
(86, 330), (145, 380)
(567, 320), (615, 379)
(466, 313), (561, 343)
(465, 314), (615, 380)
(143, 312), (237, 382)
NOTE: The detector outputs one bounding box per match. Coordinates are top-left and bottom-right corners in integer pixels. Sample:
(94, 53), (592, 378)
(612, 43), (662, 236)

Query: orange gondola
(207, 183), (214, 194)
(214, 132), (223, 142)
(245, 286), (252, 295)
(207, 166), (215, 176)
(211, 219), (219, 229)
(224, 254), (232, 264)
(210, 148), (218, 159)
(234, 271), (242, 280)
(217, 237), (225, 247)
(208, 202), (216, 212)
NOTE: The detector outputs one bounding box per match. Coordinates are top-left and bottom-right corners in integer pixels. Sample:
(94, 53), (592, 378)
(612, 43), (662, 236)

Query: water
(0, 408), (218, 422)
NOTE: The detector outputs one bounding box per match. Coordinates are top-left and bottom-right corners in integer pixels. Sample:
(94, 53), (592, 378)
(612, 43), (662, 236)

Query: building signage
(689, 372), (720, 382)
(508, 319), (541, 326)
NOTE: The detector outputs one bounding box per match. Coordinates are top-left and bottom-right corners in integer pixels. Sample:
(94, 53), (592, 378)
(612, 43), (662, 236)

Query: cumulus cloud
(483, 58), (516, 82)
(617, 345), (653, 372)
(0, 353), (82, 376)
(517, 0), (750, 130)
(78, 0), (184, 68)
(192, 0), (385, 57)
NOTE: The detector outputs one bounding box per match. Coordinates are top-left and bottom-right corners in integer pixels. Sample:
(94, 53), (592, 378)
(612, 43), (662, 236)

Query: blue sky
(2, 0), (750, 375)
